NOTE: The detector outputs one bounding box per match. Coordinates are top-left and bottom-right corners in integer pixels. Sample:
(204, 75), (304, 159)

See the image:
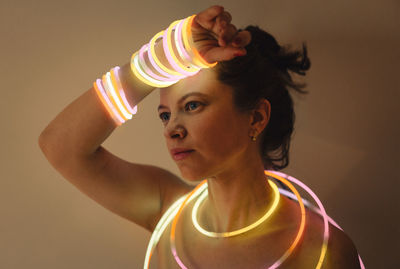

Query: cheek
(191, 107), (248, 157)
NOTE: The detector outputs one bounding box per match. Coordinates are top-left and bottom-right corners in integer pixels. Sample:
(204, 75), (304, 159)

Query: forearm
(38, 39), (173, 163)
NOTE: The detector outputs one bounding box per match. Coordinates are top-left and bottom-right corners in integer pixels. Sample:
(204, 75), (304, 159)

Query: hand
(191, 5), (252, 64)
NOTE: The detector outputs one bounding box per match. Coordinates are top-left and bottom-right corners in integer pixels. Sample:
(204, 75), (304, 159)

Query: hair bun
(277, 43), (311, 75)
(244, 25), (281, 56)
(244, 25), (311, 75)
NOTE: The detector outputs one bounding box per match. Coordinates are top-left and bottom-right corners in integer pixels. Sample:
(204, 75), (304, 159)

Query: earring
(251, 135), (257, 141)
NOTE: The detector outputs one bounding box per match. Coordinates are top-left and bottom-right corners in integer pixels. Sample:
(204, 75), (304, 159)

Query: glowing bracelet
(181, 15), (204, 69)
(103, 71), (132, 120)
(133, 50), (177, 86)
(138, 44), (177, 83)
(130, 14), (219, 89)
(130, 51), (178, 88)
(184, 15), (218, 69)
(148, 31), (186, 79)
(174, 19), (202, 71)
(175, 19), (192, 66)
(191, 179), (280, 238)
(163, 20), (199, 76)
(93, 79), (124, 125)
(102, 73), (128, 121)
(110, 67), (138, 115)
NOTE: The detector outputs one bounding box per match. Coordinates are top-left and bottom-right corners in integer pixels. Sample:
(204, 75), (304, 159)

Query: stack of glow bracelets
(143, 170), (366, 269)
(130, 14), (217, 88)
(93, 66), (138, 126)
(93, 14), (217, 126)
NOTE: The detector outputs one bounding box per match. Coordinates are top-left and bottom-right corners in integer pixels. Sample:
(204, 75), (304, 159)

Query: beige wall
(1, 0), (398, 268)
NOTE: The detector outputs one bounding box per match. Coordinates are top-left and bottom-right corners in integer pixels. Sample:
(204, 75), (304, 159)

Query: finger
(214, 12), (235, 46)
(215, 11), (232, 32)
(220, 11), (232, 24)
(219, 23), (237, 47)
(231, 30), (252, 48)
(214, 16), (227, 45)
(204, 46), (247, 63)
(195, 5), (224, 30)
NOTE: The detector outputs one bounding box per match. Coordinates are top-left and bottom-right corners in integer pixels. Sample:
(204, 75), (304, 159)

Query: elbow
(38, 129), (53, 155)
(38, 130), (62, 166)
(38, 131), (48, 155)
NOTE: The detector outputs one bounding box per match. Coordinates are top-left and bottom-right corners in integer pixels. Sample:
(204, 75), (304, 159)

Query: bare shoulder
(322, 221), (361, 269)
(301, 208), (362, 269)
(156, 174), (194, 224)
(267, 196), (361, 268)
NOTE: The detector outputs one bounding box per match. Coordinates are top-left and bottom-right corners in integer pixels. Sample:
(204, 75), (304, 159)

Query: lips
(172, 150), (194, 161)
(170, 148), (194, 155)
(170, 148), (195, 161)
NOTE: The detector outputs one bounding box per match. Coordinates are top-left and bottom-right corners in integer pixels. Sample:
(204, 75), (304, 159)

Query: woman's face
(158, 68), (254, 181)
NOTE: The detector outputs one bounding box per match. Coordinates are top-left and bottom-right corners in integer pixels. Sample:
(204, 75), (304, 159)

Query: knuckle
(210, 5), (224, 13)
(222, 11), (232, 22)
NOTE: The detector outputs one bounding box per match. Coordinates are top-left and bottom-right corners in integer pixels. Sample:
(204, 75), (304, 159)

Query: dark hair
(215, 25), (311, 171)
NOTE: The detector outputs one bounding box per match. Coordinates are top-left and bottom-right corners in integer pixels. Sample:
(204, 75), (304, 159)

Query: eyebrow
(157, 92), (210, 111)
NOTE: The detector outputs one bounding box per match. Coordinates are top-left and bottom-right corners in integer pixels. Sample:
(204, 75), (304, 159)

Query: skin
(156, 66), (292, 268)
(154, 6), (362, 268)
(156, 69), (361, 268)
(158, 67), (273, 235)
(37, 4), (362, 267)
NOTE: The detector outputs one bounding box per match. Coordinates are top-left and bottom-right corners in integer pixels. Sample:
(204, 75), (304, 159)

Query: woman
(38, 5), (362, 268)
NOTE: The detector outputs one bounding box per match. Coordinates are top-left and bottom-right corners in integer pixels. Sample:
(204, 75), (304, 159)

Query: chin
(178, 168), (208, 182)
(181, 173), (205, 182)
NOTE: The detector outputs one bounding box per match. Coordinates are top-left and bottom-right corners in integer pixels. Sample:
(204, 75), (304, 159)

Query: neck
(201, 154), (276, 235)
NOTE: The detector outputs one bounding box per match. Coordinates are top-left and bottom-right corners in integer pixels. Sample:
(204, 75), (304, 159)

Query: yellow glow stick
(104, 72), (132, 120)
(149, 31), (185, 78)
(165, 20), (199, 75)
(184, 15), (218, 68)
(93, 79), (123, 126)
(169, 173), (306, 269)
(130, 51), (177, 88)
(109, 67), (134, 117)
(181, 15), (205, 69)
(173, 19), (202, 71)
(191, 179), (280, 237)
(102, 73), (127, 121)
(264, 170), (306, 269)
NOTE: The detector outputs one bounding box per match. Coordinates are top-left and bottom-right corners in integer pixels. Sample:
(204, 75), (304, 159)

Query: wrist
(129, 14), (217, 89)
(119, 62), (154, 106)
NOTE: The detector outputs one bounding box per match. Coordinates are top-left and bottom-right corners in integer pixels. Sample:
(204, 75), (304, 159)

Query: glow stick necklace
(273, 173), (366, 269)
(191, 179), (280, 238)
(143, 170), (366, 269)
(169, 171), (306, 269)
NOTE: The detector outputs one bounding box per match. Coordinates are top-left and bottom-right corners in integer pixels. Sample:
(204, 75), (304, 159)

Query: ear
(249, 98), (271, 136)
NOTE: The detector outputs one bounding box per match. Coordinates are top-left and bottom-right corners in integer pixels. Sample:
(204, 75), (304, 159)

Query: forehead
(159, 68), (231, 103)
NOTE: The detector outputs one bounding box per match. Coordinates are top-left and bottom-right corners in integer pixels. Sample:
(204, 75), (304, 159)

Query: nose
(163, 116), (187, 140)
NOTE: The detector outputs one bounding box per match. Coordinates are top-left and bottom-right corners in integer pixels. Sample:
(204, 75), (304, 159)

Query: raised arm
(38, 5), (251, 232)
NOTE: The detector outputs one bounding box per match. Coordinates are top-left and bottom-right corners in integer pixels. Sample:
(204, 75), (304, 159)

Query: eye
(159, 112), (170, 122)
(185, 101), (202, 111)
(158, 101), (203, 123)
